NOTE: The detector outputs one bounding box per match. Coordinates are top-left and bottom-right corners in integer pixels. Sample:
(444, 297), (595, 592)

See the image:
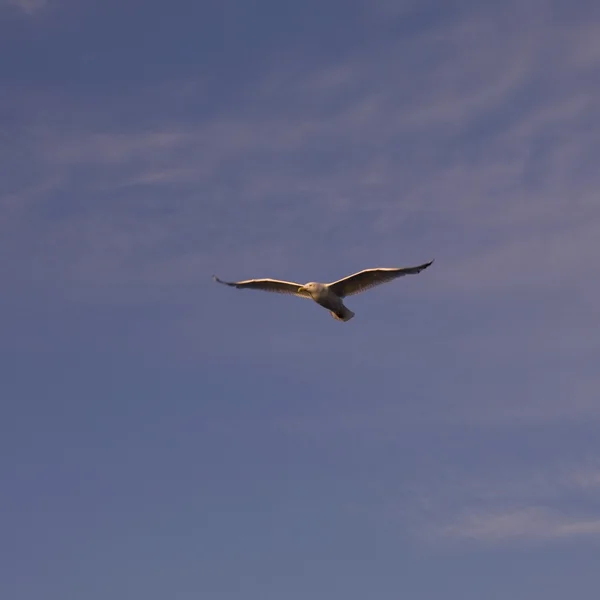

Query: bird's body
(213, 259), (433, 322)
(299, 282), (355, 321)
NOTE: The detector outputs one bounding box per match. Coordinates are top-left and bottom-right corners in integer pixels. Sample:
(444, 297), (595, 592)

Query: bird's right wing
(213, 276), (312, 299)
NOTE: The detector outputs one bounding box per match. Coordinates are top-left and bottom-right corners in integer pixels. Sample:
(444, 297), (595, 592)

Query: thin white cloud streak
(434, 507), (600, 543)
(405, 462), (600, 546)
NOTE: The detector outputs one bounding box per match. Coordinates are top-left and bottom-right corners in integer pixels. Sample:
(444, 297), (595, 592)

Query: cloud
(405, 462), (600, 546)
(4, 0), (47, 15)
(435, 507), (600, 543)
(2, 1), (600, 382)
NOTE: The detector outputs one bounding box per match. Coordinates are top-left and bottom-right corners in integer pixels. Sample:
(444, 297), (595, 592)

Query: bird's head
(299, 282), (316, 294)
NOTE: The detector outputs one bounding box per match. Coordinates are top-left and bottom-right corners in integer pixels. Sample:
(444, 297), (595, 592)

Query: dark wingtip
(213, 275), (236, 287)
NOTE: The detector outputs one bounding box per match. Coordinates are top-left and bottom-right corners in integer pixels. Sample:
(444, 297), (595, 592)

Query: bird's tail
(330, 307), (355, 322)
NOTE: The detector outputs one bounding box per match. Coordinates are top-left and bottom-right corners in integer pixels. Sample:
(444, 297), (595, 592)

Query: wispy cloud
(2, 1), (600, 381)
(406, 462), (600, 546)
(435, 507), (600, 543)
(4, 0), (47, 15)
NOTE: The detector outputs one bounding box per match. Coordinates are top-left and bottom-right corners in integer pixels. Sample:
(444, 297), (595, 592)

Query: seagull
(213, 259), (433, 322)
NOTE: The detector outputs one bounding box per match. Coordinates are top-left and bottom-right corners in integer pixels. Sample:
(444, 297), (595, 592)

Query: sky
(2, 0), (600, 598)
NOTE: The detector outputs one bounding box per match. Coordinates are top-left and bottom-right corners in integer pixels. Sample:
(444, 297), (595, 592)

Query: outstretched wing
(328, 260), (434, 298)
(213, 276), (312, 299)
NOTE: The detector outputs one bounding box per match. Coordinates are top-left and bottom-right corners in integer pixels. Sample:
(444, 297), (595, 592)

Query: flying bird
(213, 259), (433, 322)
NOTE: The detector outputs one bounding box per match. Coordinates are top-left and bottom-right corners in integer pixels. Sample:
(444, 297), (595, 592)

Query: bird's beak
(298, 286), (305, 293)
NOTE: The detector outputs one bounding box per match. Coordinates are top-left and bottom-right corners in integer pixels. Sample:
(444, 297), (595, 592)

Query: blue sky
(2, 0), (600, 598)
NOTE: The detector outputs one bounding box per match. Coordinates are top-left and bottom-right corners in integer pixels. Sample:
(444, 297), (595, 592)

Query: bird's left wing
(328, 260), (434, 298)
(213, 276), (312, 298)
